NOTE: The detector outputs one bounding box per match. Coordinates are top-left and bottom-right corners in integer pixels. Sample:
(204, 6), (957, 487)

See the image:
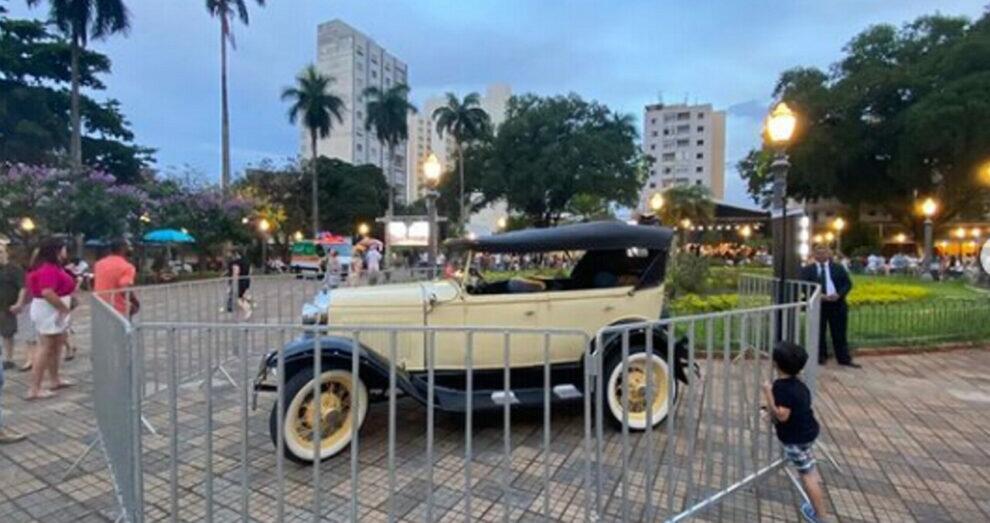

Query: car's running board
(492, 384), (583, 405)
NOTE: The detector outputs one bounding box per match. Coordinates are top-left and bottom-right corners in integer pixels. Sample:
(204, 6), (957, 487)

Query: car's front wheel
(603, 347), (676, 430)
(269, 367), (368, 464)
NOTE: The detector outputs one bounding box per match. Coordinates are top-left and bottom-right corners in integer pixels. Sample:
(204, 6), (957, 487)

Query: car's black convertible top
(446, 220), (674, 254)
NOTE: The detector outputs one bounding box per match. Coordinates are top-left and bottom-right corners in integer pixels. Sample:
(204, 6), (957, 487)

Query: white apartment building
(406, 84), (511, 203)
(307, 20), (410, 203)
(640, 103), (726, 207)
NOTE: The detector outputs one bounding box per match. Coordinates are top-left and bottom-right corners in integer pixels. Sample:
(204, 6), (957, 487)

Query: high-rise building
(405, 84), (511, 203)
(640, 103), (726, 207)
(307, 20), (410, 203)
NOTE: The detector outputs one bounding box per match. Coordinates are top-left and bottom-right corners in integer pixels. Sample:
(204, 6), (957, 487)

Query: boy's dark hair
(772, 341), (808, 376)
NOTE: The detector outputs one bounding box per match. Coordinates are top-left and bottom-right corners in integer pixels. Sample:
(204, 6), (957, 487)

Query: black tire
(600, 345), (678, 431)
(268, 366), (368, 465)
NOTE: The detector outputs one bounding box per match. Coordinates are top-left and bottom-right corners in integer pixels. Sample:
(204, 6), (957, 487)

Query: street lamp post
(423, 153), (443, 277)
(766, 102), (797, 319)
(832, 217), (845, 255)
(921, 198), (937, 278)
(258, 218), (271, 272)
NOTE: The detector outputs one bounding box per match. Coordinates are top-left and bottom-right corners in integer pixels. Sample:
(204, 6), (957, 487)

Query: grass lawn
(674, 268), (990, 349)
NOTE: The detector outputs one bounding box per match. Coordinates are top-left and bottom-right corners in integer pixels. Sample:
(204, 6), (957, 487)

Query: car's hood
(325, 279), (460, 308)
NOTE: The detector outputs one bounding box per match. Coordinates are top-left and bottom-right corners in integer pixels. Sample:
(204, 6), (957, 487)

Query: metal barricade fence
(89, 275), (820, 522)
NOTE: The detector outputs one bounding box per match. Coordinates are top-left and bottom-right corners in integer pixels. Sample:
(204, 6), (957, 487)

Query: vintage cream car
(254, 221), (690, 463)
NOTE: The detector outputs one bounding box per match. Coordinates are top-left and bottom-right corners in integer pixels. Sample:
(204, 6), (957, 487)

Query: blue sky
(8, 0), (985, 206)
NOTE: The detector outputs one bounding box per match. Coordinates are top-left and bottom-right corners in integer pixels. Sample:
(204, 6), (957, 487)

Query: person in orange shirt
(93, 239), (138, 317)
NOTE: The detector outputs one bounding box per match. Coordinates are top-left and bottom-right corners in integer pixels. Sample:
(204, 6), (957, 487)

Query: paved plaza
(1, 297), (990, 522)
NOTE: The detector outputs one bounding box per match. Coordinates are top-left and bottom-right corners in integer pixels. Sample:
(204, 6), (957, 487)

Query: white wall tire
(605, 349), (676, 430)
(270, 368), (368, 464)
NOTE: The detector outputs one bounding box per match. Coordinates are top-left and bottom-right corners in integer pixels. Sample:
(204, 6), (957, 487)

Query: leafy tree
(432, 92), (491, 232)
(0, 12), (152, 182)
(475, 94), (642, 227)
(282, 64), (344, 236)
(236, 158), (388, 241)
(738, 12), (990, 234)
(307, 157), (388, 235)
(26, 0), (130, 173)
(0, 164), (148, 246)
(205, 0), (265, 193)
(152, 178), (252, 265)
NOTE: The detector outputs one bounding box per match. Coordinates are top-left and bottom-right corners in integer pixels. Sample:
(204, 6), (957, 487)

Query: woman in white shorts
(24, 239), (76, 400)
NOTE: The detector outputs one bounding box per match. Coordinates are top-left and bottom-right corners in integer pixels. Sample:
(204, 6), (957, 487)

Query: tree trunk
(386, 144), (394, 217)
(220, 17), (231, 195)
(458, 141), (465, 235)
(311, 131), (319, 237)
(69, 35), (82, 173)
(385, 144), (393, 269)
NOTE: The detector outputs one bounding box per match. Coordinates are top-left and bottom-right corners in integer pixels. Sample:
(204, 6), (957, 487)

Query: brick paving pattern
(1, 294), (989, 522)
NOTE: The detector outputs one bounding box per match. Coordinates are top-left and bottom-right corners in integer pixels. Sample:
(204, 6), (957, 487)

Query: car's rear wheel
(604, 347), (676, 430)
(269, 367), (368, 464)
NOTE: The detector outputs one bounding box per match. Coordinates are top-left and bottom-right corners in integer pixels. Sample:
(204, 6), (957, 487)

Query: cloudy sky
(8, 0), (985, 206)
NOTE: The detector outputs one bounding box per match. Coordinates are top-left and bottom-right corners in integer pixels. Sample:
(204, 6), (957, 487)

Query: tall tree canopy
(739, 12), (990, 228)
(432, 92), (491, 231)
(206, 0), (265, 192)
(0, 10), (152, 182)
(363, 83), (416, 213)
(282, 63), (344, 235)
(26, 0), (130, 173)
(472, 94), (643, 227)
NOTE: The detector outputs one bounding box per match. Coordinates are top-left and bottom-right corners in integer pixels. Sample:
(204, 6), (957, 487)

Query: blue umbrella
(143, 229), (195, 243)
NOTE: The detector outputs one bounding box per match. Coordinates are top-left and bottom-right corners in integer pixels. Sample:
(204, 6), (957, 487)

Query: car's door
(545, 284), (664, 361)
(433, 289), (547, 369)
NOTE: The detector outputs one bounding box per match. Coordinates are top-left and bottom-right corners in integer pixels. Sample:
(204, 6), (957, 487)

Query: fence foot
(199, 364), (239, 390)
(62, 434), (101, 482)
(140, 415), (158, 437)
(816, 441), (843, 475)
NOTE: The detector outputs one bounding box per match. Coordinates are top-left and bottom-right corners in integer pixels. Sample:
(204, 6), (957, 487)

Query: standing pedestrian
(226, 248), (252, 321)
(0, 244), (28, 370)
(94, 239), (138, 317)
(800, 245), (859, 367)
(366, 246), (382, 274)
(24, 238), (76, 400)
(0, 337), (27, 443)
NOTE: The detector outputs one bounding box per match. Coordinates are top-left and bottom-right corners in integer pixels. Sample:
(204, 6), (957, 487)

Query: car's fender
(264, 335), (424, 400)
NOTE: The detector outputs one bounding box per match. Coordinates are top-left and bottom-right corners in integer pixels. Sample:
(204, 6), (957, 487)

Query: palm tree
(432, 93), (491, 232)
(282, 65), (344, 237)
(206, 0), (265, 194)
(363, 84), (417, 215)
(27, 0), (130, 173)
(659, 184), (715, 243)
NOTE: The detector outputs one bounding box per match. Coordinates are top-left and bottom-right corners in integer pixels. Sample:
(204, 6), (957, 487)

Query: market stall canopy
(144, 229), (195, 243)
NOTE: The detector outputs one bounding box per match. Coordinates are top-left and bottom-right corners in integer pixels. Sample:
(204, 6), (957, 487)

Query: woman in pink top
(25, 239), (76, 400)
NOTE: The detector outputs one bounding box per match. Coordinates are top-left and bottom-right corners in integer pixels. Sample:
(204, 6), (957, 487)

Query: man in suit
(801, 245), (860, 368)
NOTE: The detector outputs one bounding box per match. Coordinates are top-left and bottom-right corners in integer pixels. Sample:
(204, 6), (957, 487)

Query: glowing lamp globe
(766, 102), (797, 144)
(648, 192), (664, 213)
(423, 153), (442, 186)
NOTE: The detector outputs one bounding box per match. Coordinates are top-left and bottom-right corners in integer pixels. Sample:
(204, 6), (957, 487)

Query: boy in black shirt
(763, 341), (827, 523)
